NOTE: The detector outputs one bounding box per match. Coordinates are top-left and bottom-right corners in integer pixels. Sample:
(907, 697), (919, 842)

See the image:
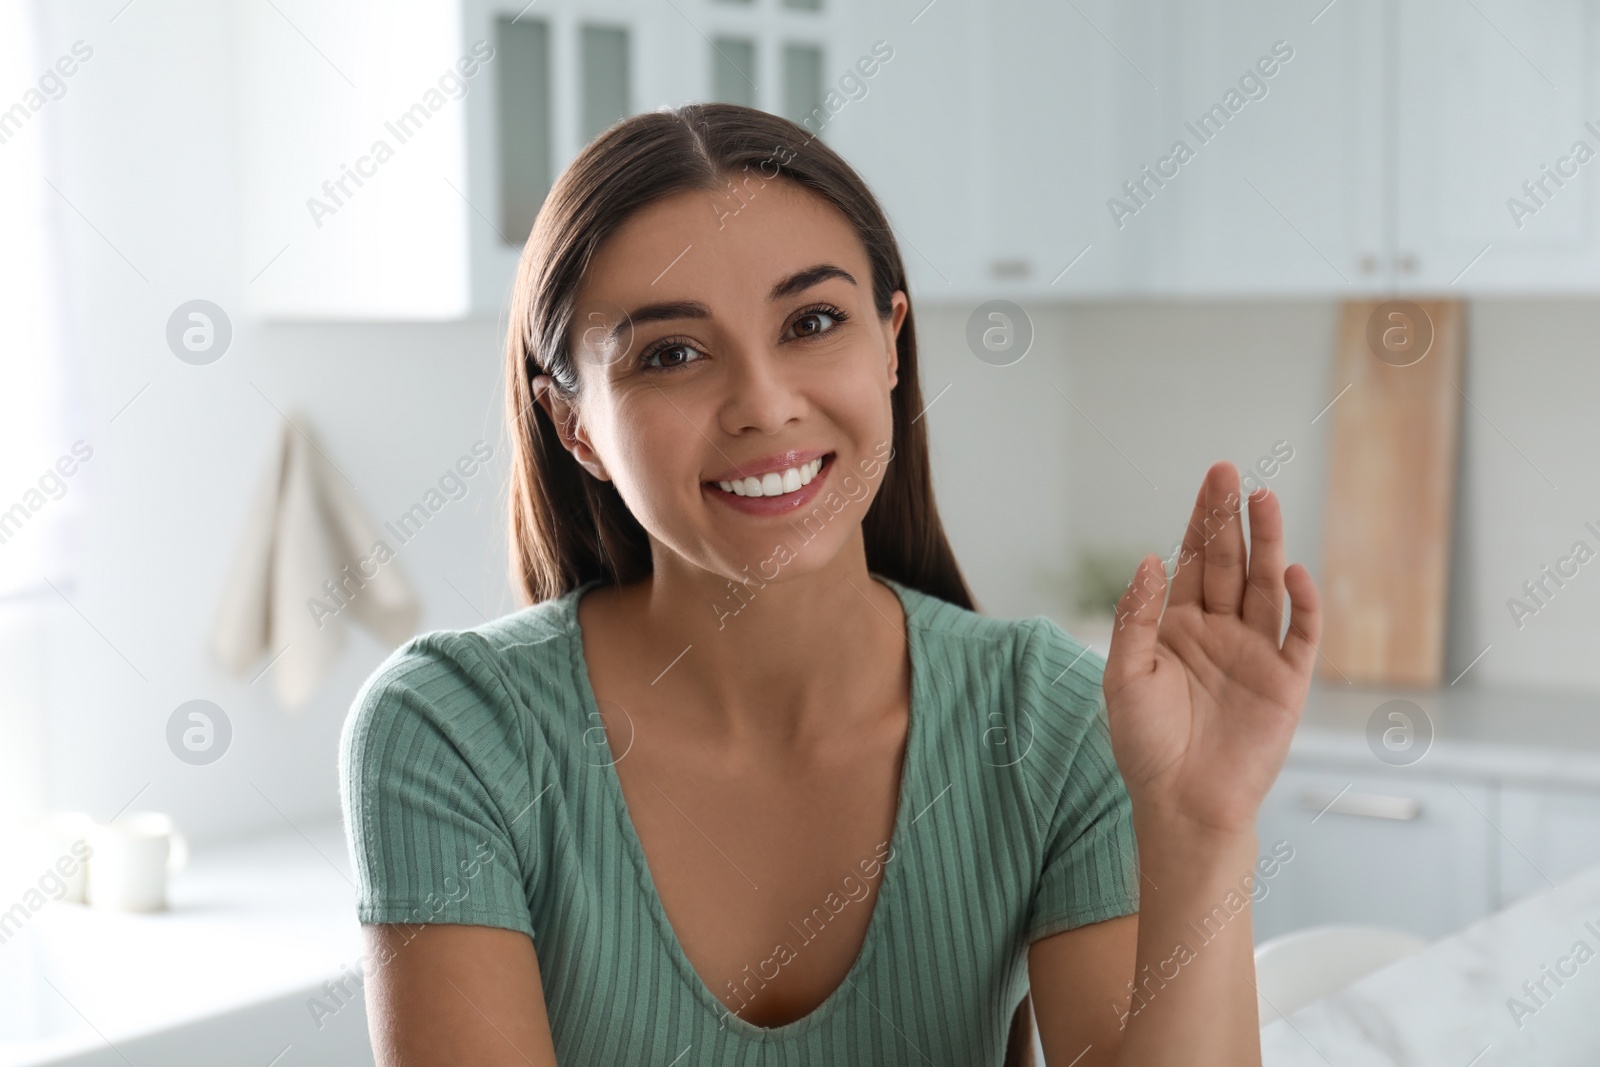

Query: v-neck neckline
(559, 572), (925, 1041)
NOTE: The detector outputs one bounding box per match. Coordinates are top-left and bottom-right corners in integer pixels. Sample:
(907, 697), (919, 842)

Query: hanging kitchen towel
(211, 415), (421, 710)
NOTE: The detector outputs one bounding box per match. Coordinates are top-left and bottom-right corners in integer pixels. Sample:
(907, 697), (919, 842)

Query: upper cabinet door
(1395, 0), (1600, 292)
(1153, 0), (1389, 295)
(975, 0), (1167, 298)
(826, 0), (990, 300)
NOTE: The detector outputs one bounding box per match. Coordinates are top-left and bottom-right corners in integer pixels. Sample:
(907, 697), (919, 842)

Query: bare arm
(1033, 462), (1322, 1065)
(1029, 828), (1261, 1066)
(363, 922), (560, 1066)
(1028, 913), (1138, 1065)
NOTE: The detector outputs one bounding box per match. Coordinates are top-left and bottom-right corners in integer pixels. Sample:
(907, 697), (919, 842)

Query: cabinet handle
(1298, 789), (1422, 821)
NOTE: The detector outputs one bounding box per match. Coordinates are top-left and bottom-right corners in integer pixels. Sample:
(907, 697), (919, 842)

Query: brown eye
(641, 342), (704, 372)
(787, 304), (848, 341)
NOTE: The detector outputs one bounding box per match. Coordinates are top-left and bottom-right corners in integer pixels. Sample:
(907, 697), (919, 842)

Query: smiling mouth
(706, 453), (835, 499)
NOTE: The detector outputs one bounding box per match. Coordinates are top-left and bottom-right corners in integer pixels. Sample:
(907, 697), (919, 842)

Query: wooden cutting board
(1317, 299), (1464, 687)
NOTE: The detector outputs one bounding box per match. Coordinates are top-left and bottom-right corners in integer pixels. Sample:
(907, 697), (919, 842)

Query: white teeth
(715, 456), (825, 498)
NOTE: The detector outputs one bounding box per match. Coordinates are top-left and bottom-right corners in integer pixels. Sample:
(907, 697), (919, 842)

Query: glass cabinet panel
(781, 42), (823, 129)
(580, 25), (631, 142)
(496, 16), (552, 246)
(712, 36), (757, 107)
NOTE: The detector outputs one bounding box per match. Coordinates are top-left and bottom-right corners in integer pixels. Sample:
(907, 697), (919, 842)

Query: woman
(339, 102), (1321, 1066)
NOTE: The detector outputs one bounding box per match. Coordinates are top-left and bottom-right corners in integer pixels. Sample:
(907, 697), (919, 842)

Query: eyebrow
(608, 264), (858, 345)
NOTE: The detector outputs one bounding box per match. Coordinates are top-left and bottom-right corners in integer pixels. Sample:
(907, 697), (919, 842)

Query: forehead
(572, 176), (870, 317)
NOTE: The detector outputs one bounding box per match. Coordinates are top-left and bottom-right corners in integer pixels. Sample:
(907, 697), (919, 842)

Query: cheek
(819, 352), (894, 436)
(602, 392), (700, 510)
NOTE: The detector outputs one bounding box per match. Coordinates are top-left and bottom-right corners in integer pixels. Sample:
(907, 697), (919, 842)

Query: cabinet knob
(1359, 254), (1379, 275)
(1396, 253), (1419, 274)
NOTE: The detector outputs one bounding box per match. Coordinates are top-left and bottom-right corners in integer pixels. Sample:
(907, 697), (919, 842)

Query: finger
(1165, 478), (1210, 610)
(1281, 563), (1323, 676)
(1241, 484), (1288, 642)
(1200, 462), (1247, 617)
(1105, 553), (1166, 691)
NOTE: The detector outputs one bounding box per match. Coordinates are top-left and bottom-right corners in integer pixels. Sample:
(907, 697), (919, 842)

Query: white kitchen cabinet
(463, 0), (858, 314)
(964, 0), (1600, 296)
(1149, 0), (1600, 295)
(971, 0), (1165, 298)
(1150, 0), (1389, 295)
(235, 0), (1167, 313)
(1496, 783), (1600, 906)
(827, 0), (989, 299)
(1393, 0), (1600, 291)
(1252, 764), (1494, 943)
(242, 0), (853, 319)
(459, 0), (678, 318)
(978, 0), (1600, 296)
(237, 0), (1600, 313)
(835, 0), (1187, 301)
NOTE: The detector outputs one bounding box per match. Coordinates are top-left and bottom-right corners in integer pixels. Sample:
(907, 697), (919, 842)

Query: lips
(703, 452), (836, 515)
(703, 448), (832, 484)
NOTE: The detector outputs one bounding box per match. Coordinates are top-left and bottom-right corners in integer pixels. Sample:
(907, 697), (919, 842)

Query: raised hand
(1101, 460), (1323, 839)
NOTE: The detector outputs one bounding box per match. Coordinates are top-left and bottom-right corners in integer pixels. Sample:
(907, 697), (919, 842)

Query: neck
(590, 533), (908, 742)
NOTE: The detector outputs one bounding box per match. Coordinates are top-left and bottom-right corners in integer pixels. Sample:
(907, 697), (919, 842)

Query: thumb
(1105, 553), (1166, 691)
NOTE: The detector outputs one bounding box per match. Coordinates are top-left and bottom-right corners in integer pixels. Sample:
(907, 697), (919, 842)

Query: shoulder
(890, 579), (1114, 802)
(892, 578), (1106, 705)
(338, 601), (585, 938)
(338, 593), (582, 795)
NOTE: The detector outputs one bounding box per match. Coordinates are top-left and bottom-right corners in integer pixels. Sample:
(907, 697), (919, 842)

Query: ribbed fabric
(339, 574), (1140, 1065)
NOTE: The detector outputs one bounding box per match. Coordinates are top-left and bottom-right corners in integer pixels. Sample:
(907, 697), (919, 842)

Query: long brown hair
(502, 101), (1037, 1064)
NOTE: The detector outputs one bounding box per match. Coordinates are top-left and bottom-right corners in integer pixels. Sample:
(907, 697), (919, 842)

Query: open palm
(1102, 461), (1323, 837)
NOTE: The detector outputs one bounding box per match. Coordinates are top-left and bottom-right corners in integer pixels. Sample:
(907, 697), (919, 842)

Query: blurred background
(3, 0), (1600, 1063)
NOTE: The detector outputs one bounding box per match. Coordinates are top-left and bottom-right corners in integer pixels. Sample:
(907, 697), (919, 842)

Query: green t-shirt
(339, 574), (1140, 1065)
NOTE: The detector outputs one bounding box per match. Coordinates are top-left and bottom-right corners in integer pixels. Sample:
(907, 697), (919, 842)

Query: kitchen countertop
(1261, 856), (1600, 1065)
(0, 818), (364, 1066)
(1286, 680), (1600, 788)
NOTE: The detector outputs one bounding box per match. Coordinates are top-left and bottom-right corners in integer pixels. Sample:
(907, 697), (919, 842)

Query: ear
(531, 375), (612, 482)
(882, 290), (908, 390)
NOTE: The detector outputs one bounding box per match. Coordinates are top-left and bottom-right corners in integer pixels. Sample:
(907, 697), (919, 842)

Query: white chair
(1253, 924), (1429, 1026)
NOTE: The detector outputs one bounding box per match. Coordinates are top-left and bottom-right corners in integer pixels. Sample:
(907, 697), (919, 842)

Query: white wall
(16, 0), (1600, 847)
(919, 298), (1600, 695)
(1447, 301), (1600, 691)
(28, 0), (511, 846)
(915, 300), (1336, 628)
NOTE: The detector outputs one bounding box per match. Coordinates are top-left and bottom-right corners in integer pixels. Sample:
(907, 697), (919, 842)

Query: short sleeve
(339, 634), (539, 939)
(1021, 618), (1142, 943)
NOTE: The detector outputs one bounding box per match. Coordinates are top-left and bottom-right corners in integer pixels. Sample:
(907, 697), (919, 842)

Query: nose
(716, 340), (806, 437)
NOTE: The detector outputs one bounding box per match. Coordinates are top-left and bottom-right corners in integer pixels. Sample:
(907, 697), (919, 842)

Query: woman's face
(534, 175), (908, 587)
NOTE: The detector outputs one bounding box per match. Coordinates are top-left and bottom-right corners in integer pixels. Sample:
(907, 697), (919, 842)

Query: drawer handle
(1299, 789), (1422, 821)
